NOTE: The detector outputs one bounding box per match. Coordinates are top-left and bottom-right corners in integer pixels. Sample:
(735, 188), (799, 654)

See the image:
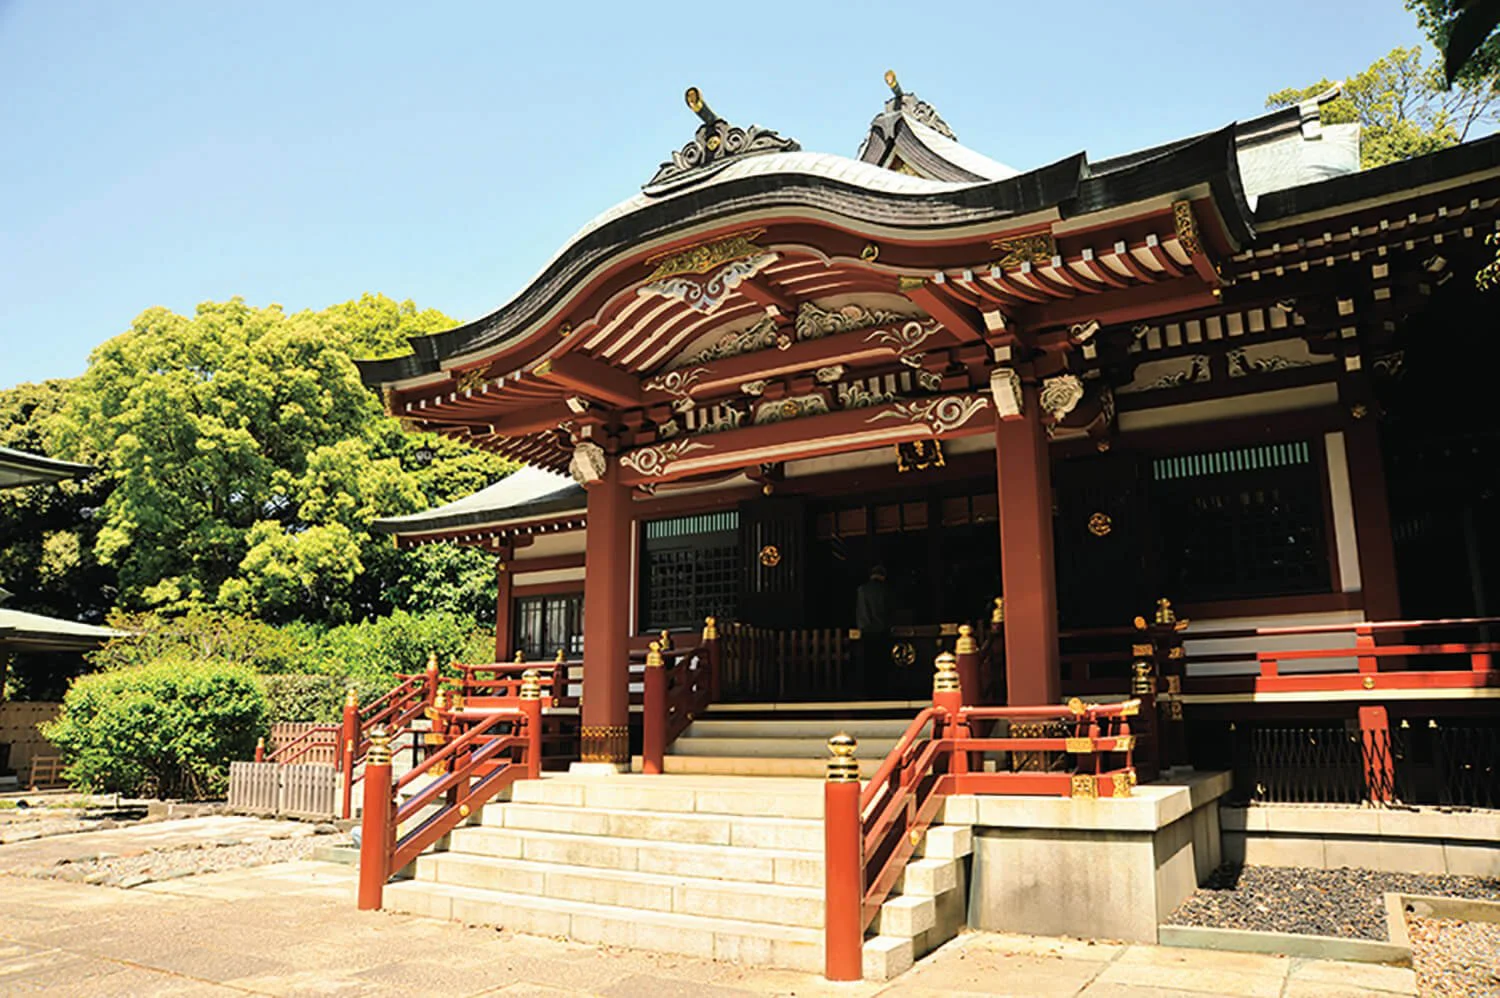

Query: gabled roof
(372, 466), (584, 538)
(856, 79), (1020, 182)
(0, 607), (124, 653)
(0, 446), (92, 490)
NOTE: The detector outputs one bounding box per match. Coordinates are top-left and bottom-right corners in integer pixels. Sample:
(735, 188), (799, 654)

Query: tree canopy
(1266, 46), (1498, 169)
(1408, 0), (1500, 85)
(2, 293), (511, 632)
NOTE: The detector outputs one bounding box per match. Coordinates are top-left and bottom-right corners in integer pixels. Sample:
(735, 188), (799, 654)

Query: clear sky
(0, 1), (1434, 390)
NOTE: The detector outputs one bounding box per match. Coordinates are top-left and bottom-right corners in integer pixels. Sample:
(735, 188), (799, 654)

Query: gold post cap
(427, 651), (439, 671)
(520, 668), (542, 700)
(955, 624), (977, 655)
(645, 641), (664, 668)
(703, 616), (718, 641)
(256, 736), (265, 747)
(345, 687), (358, 708)
(514, 650), (525, 664)
(934, 650), (960, 693)
(826, 732), (860, 782)
(555, 649), (566, 663)
(659, 629), (673, 651)
(991, 597), (1005, 626)
(433, 687), (447, 711)
(368, 727), (392, 764)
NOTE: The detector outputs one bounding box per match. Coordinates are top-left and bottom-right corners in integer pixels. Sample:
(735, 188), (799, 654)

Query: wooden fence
(228, 762), (338, 819)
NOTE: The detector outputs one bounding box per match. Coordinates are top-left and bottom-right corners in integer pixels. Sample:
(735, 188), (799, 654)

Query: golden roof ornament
(645, 86), (800, 193)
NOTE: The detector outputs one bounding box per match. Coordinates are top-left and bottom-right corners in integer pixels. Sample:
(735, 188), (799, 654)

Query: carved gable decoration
(644, 88), (800, 194)
(638, 231), (778, 315)
(668, 301), (930, 370)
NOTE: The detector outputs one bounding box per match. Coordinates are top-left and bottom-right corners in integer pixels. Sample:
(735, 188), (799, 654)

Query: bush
(91, 611), (320, 675)
(42, 657), (267, 799)
(260, 673), (390, 725)
(312, 609), (492, 686)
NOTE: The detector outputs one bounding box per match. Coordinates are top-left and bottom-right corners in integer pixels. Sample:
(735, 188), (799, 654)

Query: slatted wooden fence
(228, 762), (337, 818)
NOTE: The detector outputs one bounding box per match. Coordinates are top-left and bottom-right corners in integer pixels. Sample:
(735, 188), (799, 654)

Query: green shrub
(42, 657), (268, 799)
(91, 611), (320, 675)
(312, 609), (492, 686)
(260, 673), (389, 725)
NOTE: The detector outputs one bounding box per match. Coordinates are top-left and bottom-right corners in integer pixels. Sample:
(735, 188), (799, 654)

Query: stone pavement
(0, 861), (1417, 996)
(0, 815), (322, 872)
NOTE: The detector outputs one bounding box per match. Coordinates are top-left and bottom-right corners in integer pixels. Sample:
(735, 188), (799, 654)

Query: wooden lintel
(904, 284), (987, 342)
(538, 353), (640, 408)
(737, 276), (798, 318)
(1018, 278), (1219, 331)
(513, 552), (587, 574)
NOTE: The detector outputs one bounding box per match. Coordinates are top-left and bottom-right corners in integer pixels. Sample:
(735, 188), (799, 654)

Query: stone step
(682, 718), (914, 739)
(668, 735), (900, 759)
(510, 773), (825, 819)
(480, 801), (824, 851)
(413, 852), (824, 928)
(638, 754), (883, 779)
(384, 880), (823, 973)
(447, 825), (823, 887)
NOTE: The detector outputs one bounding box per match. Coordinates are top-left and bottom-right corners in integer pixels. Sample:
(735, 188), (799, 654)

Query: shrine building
(359, 77), (1500, 771)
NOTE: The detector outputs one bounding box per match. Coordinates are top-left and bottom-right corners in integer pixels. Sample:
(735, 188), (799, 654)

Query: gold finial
(703, 616), (718, 641)
(933, 651), (960, 693)
(345, 687), (358, 709)
(433, 687), (447, 711)
(826, 732), (860, 782)
(555, 649), (566, 664)
(1067, 696), (1086, 716)
(255, 736), (264, 751)
(991, 597), (1005, 626)
(646, 641), (664, 668)
(1131, 662), (1154, 696)
(659, 629), (673, 652)
(884, 70), (902, 96)
(1154, 598), (1176, 626)
(514, 650), (525, 664)
(426, 652), (438, 672)
(685, 86), (703, 112)
(520, 668), (542, 700)
(956, 624), (977, 656)
(367, 727), (392, 765)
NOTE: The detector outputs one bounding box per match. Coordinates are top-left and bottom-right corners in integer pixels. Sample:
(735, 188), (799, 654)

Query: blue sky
(1, 1), (1434, 389)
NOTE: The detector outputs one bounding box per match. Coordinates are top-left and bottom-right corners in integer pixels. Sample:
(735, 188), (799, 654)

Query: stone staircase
(634, 708), (914, 778)
(382, 772), (969, 980)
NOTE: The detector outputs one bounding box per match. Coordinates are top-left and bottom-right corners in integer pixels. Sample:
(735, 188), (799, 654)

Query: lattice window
(641, 512), (740, 631)
(514, 593), (582, 661)
(1151, 440), (1330, 602)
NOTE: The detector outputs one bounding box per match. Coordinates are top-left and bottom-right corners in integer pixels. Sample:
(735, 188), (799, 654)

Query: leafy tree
(45, 294), (513, 624)
(1408, 0), (1500, 85)
(1267, 47), (1498, 168)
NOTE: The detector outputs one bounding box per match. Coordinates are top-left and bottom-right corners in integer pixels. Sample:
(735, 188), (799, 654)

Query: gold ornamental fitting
(520, 669), (542, 700)
(255, 736), (265, 750)
(933, 651), (960, 693)
(1131, 662), (1154, 695)
(555, 649), (566, 664)
(703, 616), (718, 641)
(344, 687), (358, 708)
(1067, 696), (1087, 716)
(426, 651), (438, 672)
(433, 688), (448, 711)
(1154, 598), (1176, 626)
(685, 86), (704, 113)
(367, 727), (392, 765)
(659, 629), (673, 652)
(514, 650), (525, 664)
(991, 597), (1005, 626)
(884, 69), (900, 93)
(955, 624), (978, 656)
(645, 641), (664, 668)
(826, 732), (860, 782)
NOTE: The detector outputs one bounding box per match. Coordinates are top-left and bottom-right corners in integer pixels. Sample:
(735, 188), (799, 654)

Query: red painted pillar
(823, 733), (862, 981)
(1358, 705), (1394, 804)
(254, 737), (265, 763)
(642, 642), (666, 775)
(357, 729), (394, 910)
(581, 463), (632, 768)
(520, 669), (543, 781)
(341, 689), (359, 820)
(1339, 392), (1401, 623)
(993, 386), (1060, 705)
(494, 559), (514, 662)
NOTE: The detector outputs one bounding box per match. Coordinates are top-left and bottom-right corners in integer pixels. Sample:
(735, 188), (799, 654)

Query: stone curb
(1393, 892), (1500, 924)
(1156, 924), (1412, 966)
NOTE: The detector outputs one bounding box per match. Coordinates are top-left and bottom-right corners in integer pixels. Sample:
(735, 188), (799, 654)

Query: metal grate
(1153, 441), (1311, 481)
(643, 543), (739, 630)
(644, 511), (738, 540)
(1241, 725), (1367, 805)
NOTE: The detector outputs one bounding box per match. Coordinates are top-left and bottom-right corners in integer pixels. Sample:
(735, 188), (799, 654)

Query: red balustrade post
(642, 642), (666, 775)
(1355, 628), (1378, 675)
(704, 616), (721, 703)
(1358, 705), (1395, 805)
(1473, 651), (1493, 673)
(357, 728), (394, 911)
(254, 737), (265, 763)
(341, 688), (359, 820)
(520, 669), (543, 780)
(823, 733), (863, 982)
(933, 651), (967, 775)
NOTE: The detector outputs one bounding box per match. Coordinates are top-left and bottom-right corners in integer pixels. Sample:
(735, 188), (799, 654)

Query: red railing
(641, 618), (721, 774)
(824, 640), (1139, 981)
(262, 724), (340, 765)
(357, 675), (543, 911)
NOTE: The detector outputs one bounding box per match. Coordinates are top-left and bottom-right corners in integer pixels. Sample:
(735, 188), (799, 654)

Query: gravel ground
(15, 827), (348, 887)
(1168, 865), (1500, 940)
(1409, 917), (1500, 998)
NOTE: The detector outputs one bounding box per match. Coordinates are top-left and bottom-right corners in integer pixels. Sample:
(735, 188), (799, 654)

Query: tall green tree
(1267, 46), (1498, 169)
(46, 293), (513, 624)
(1408, 0), (1500, 84)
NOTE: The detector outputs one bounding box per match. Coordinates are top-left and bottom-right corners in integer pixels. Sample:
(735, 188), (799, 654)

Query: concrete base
(959, 771), (1231, 944)
(1222, 804), (1500, 877)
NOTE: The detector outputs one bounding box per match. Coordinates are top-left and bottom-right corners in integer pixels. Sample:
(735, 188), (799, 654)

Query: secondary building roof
(0, 446), (92, 490)
(0, 607), (124, 653)
(372, 467), (585, 546)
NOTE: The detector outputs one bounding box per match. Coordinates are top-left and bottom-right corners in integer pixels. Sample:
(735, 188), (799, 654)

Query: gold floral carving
(1088, 512), (1113, 537)
(644, 229), (767, 283)
(991, 232), (1055, 269)
(1173, 200), (1202, 256)
(455, 368), (487, 393)
(1071, 774), (1097, 799)
(580, 724), (629, 763)
(758, 544), (781, 567)
(1065, 737), (1093, 754)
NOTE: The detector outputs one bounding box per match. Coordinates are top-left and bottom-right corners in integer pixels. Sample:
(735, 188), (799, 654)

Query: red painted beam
(535, 353), (640, 408)
(1017, 277), (1218, 331)
(905, 282), (988, 341)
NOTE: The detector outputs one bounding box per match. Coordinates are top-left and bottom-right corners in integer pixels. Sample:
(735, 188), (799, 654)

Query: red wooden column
(993, 383), (1060, 705)
(493, 557), (514, 661)
(580, 462), (632, 768)
(1358, 705), (1395, 804)
(1340, 381), (1400, 622)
